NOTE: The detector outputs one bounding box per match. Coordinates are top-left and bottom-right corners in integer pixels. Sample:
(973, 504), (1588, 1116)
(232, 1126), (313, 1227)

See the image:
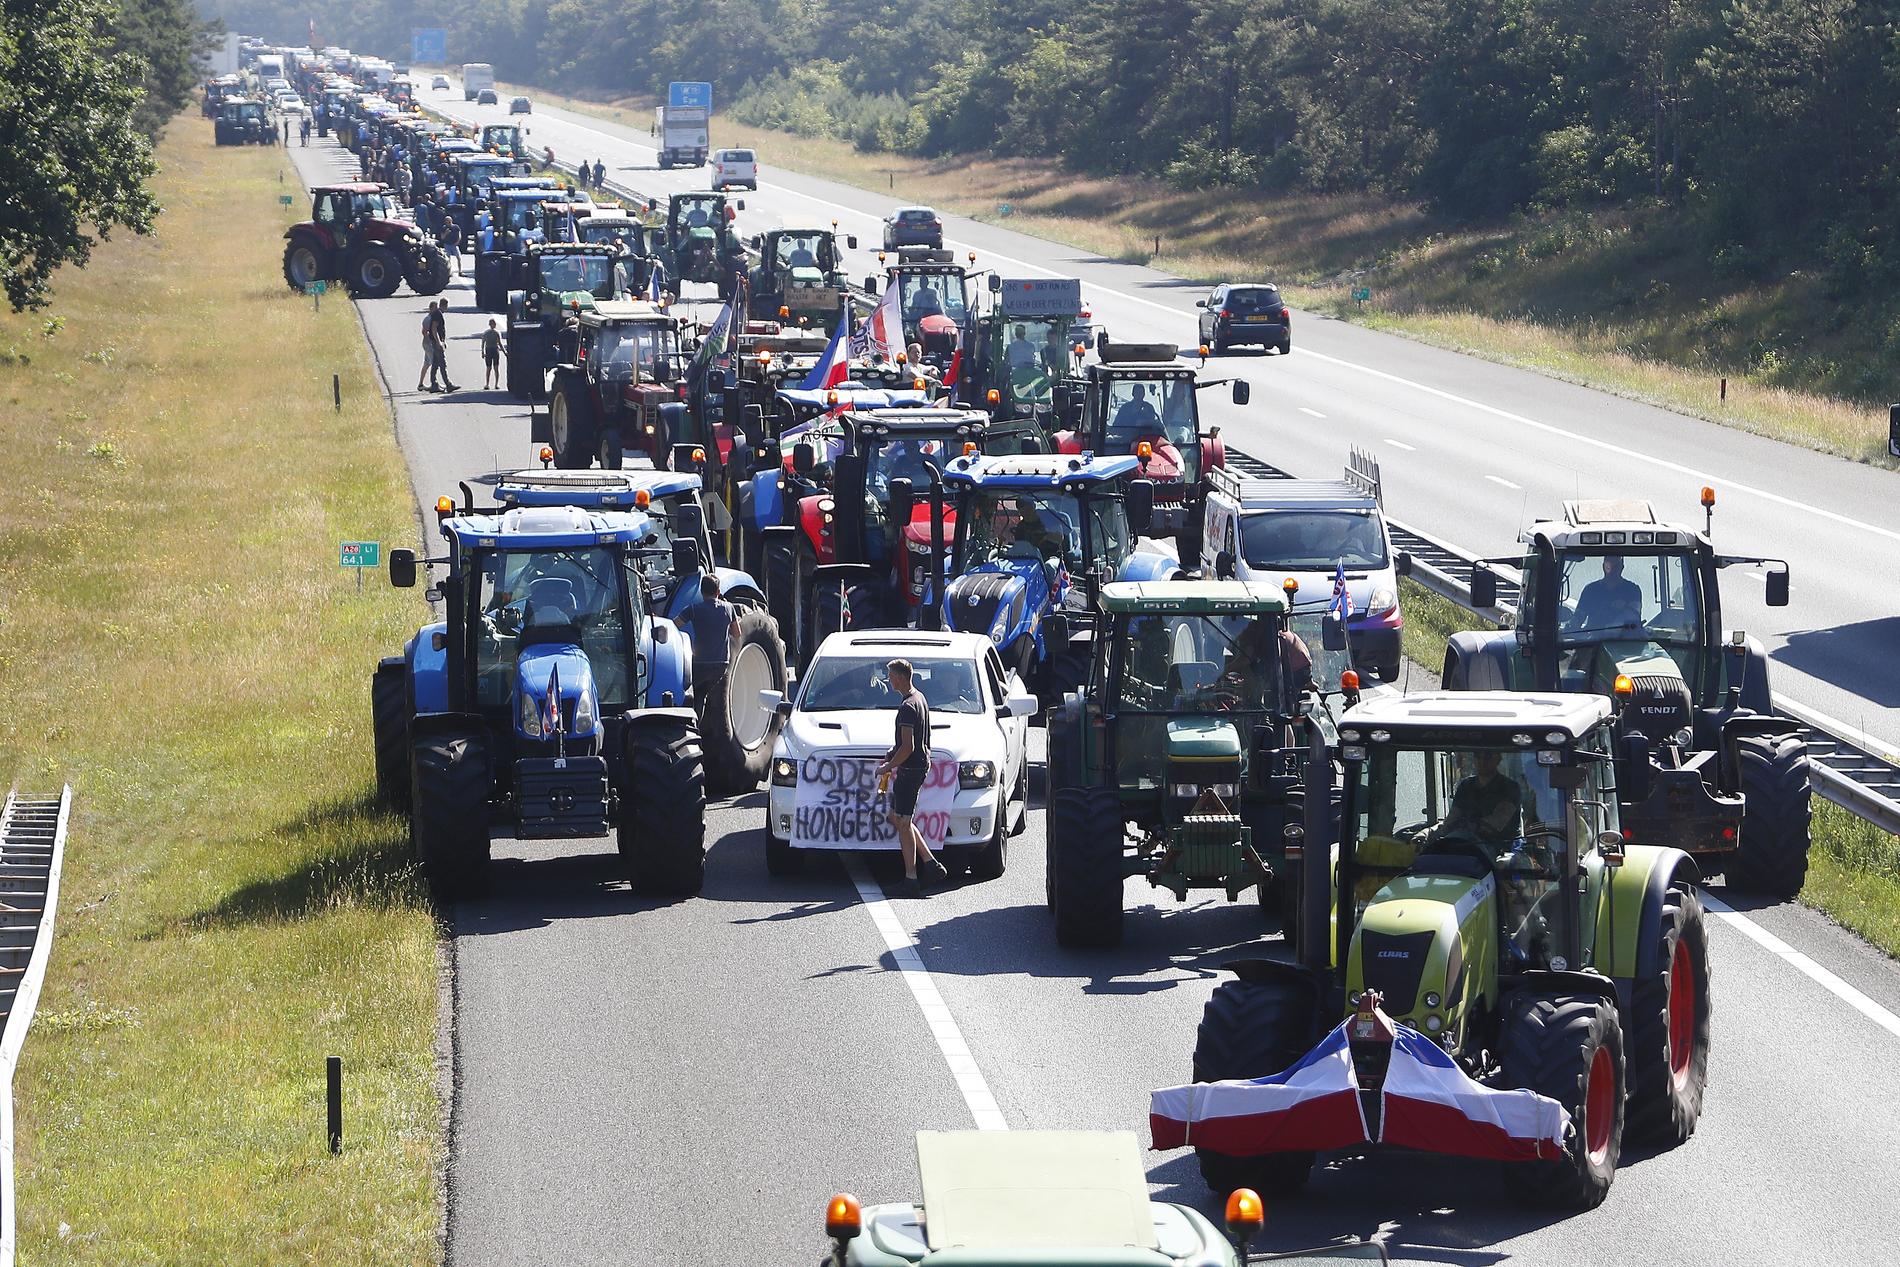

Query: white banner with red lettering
(791, 752), (957, 849)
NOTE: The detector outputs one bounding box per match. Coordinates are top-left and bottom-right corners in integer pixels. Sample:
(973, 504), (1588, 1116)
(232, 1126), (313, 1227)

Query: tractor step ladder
(0, 786), (71, 1267)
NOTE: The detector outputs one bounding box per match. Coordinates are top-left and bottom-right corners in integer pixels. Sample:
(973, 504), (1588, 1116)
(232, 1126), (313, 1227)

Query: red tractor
(282, 184), (451, 299)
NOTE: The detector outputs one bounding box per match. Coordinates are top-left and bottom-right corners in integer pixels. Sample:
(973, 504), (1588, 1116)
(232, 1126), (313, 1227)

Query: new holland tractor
(1182, 691), (1712, 1210)
(1050, 345), (1246, 567)
(492, 468), (787, 793)
(505, 244), (624, 400)
(1043, 581), (1361, 947)
(282, 184), (452, 298)
(747, 226), (857, 325)
(659, 192), (747, 296)
(371, 498), (708, 897)
(935, 452), (1174, 707)
(1457, 495), (1810, 896)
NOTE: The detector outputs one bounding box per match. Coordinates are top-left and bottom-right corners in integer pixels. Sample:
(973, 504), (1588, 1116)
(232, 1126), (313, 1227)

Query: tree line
(2, 0), (217, 311)
(212, 0), (1894, 293)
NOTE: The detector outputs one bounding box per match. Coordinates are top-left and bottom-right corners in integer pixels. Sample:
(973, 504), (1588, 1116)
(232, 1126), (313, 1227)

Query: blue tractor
(492, 466), (788, 792)
(371, 498), (706, 897)
(934, 452), (1179, 706)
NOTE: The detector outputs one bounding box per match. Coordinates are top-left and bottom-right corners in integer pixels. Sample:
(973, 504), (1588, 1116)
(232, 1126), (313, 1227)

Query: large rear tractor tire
(1048, 787), (1126, 947)
(1726, 733), (1812, 897)
(410, 729), (492, 899)
(1625, 883), (1711, 1147)
(619, 717), (708, 895)
(549, 379), (596, 468)
(406, 244), (452, 296)
(349, 245), (403, 299)
(371, 657), (411, 811)
(698, 603), (788, 795)
(1192, 977), (1320, 1194)
(283, 240), (324, 292)
(1498, 992), (1624, 1210)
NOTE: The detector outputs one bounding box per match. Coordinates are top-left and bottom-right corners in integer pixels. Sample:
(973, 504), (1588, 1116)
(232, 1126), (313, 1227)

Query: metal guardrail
(0, 786), (71, 1267)
(1227, 446), (1899, 836)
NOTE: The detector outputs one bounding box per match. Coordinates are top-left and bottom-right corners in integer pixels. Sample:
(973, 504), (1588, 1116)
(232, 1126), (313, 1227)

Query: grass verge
(0, 123), (437, 1261)
(507, 81), (1896, 468)
(1801, 802), (1900, 959)
(1398, 577), (1490, 673)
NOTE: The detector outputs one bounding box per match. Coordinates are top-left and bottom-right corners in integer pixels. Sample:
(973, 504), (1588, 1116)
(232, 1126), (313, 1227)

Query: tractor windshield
(235, 103), (266, 123)
(798, 655), (986, 714)
(1107, 612), (1291, 791)
(774, 233), (830, 272)
(348, 192), (395, 220)
(1241, 509), (1389, 571)
(595, 322), (679, 383)
(582, 221), (644, 252)
(900, 273), (966, 323)
(962, 488), (1126, 576)
(864, 435), (960, 501)
(538, 255), (615, 299)
(1102, 376), (1198, 455)
(472, 546), (633, 709)
(674, 198), (719, 234)
(999, 319), (1071, 407)
(1553, 550), (1702, 649)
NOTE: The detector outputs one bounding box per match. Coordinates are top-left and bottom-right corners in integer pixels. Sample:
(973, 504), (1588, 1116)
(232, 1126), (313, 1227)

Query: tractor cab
(539, 300), (687, 464)
(748, 226), (856, 323)
(579, 213), (649, 257)
(664, 192), (745, 287)
(1054, 347), (1245, 552)
(1456, 496), (1807, 892)
(480, 121), (525, 159)
(515, 244), (621, 319)
(451, 154), (531, 206)
(215, 98), (273, 145)
(965, 278), (1086, 424)
(881, 255), (976, 370)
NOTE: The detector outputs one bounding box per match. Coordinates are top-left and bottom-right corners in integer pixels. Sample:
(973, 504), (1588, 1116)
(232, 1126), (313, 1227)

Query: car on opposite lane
(883, 206), (944, 251)
(1196, 283), (1291, 354)
(510, 96), (533, 115)
(761, 629), (1035, 879)
(432, 75), (451, 90)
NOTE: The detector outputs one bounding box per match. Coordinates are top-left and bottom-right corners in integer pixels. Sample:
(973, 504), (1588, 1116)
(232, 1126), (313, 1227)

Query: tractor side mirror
(792, 442), (816, 476)
(1215, 549), (1237, 581)
(988, 274), (1002, 292)
(1395, 550), (1412, 577)
(675, 499), (707, 543)
(1621, 733), (1654, 802)
(735, 199), (746, 211)
(1470, 564), (1498, 609)
(389, 548), (418, 588)
(887, 477), (915, 528)
(1124, 479), (1154, 534)
(864, 275), (878, 294)
(1320, 613), (1348, 651)
(1231, 379), (1250, 406)
(846, 235), (858, 250)
(1096, 331), (1108, 355)
(671, 537), (701, 577)
(1765, 568), (1789, 607)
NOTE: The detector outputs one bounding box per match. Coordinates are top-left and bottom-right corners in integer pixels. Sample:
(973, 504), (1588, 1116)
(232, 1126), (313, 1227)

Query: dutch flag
(797, 309), (851, 392)
(1150, 1022), (1369, 1155)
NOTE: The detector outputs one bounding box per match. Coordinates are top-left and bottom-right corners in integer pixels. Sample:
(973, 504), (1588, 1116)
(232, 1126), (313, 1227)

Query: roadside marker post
(1890, 403), (1900, 459)
(326, 1056), (342, 1154)
(1353, 286), (1372, 306)
(333, 372), (341, 412)
(340, 541), (380, 595)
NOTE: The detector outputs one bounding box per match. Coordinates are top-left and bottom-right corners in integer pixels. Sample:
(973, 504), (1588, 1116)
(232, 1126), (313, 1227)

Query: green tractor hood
(1347, 870), (1498, 1042)
(1165, 717), (1241, 764)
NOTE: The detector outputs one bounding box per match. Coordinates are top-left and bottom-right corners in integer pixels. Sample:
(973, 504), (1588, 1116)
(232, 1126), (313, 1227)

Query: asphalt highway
(285, 117), (1900, 1266)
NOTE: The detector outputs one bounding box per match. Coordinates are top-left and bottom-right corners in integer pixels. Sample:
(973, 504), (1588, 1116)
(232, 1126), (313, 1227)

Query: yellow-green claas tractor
(1189, 691), (1712, 1210)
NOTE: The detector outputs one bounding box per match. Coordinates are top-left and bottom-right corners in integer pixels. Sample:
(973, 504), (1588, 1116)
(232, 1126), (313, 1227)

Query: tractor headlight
(1169, 782), (1239, 799)
(1423, 992), (1441, 1009)
(959, 760), (994, 789)
(520, 692), (543, 738)
(1368, 586), (1397, 616)
(572, 687), (598, 736)
(771, 756), (798, 786)
(1423, 1014), (1444, 1034)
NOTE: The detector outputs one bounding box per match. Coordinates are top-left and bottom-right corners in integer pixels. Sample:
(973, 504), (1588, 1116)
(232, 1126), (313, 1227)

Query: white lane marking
(443, 90), (1900, 548)
(1702, 893), (1900, 1042)
(846, 858), (1009, 1130)
(1383, 438), (1417, 452)
(1485, 475), (1522, 490)
(1298, 407), (1326, 419)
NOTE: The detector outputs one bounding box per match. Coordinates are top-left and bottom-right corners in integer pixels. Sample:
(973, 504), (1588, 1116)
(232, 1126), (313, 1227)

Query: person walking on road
(874, 659), (949, 897)
(430, 300), (458, 393)
(419, 302), (443, 393)
(481, 318), (504, 389)
(682, 575), (739, 703)
(592, 159), (606, 190)
(300, 115), (311, 146)
(282, 118), (291, 145)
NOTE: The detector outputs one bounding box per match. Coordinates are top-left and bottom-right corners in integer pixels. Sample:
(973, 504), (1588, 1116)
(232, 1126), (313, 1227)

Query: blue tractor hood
(515, 641), (600, 744)
(943, 556), (1056, 648)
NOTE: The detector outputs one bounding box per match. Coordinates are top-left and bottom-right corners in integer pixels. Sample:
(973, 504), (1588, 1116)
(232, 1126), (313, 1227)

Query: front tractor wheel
(1047, 787), (1126, 947)
(349, 245), (403, 299)
(618, 717), (708, 896)
(697, 603), (788, 794)
(549, 380), (597, 469)
(1192, 977), (1320, 1194)
(371, 657), (411, 811)
(1499, 991), (1625, 1210)
(283, 241), (324, 292)
(406, 244), (452, 296)
(410, 729), (492, 899)
(1626, 883), (1711, 1146)
(1727, 733), (1813, 897)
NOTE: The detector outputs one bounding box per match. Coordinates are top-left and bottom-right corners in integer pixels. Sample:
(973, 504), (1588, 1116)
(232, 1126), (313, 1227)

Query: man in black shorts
(874, 659), (949, 897)
(481, 318), (504, 390)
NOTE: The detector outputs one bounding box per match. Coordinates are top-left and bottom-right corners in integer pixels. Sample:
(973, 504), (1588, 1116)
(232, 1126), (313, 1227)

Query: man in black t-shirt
(1439, 751), (1523, 845)
(874, 658), (949, 896)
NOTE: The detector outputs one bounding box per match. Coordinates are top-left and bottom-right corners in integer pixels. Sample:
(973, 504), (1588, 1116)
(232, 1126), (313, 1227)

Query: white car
(761, 630), (1036, 879)
(711, 148), (758, 191)
(431, 75), (451, 90)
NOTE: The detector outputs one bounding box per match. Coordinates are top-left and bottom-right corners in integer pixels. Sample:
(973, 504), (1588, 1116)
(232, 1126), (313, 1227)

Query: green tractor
(747, 226), (856, 325)
(659, 192), (747, 296)
(1457, 495), (1811, 896)
(1180, 691), (1712, 1209)
(1043, 581), (1360, 948)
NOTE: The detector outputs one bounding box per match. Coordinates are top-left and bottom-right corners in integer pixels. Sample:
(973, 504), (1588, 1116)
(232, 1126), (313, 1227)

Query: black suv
(1196, 283), (1290, 354)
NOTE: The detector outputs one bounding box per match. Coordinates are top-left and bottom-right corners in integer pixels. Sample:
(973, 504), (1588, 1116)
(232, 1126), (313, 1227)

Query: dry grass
(512, 81), (1896, 468)
(0, 124), (438, 1262)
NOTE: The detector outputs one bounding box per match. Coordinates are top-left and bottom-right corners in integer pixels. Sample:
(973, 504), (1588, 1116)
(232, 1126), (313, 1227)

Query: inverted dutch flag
(1149, 1022), (1369, 1154)
(1330, 559), (1353, 621)
(798, 310), (851, 392)
(1379, 1027), (1569, 1161)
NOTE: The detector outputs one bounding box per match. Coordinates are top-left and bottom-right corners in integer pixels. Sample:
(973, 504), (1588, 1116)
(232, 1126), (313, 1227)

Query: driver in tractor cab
(1570, 553), (1643, 633)
(1438, 751), (1524, 845)
(1006, 324), (1039, 371)
(908, 284), (944, 321)
(685, 205), (710, 230)
(1113, 382), (1162, 436)
(786, 239), (817, 270)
